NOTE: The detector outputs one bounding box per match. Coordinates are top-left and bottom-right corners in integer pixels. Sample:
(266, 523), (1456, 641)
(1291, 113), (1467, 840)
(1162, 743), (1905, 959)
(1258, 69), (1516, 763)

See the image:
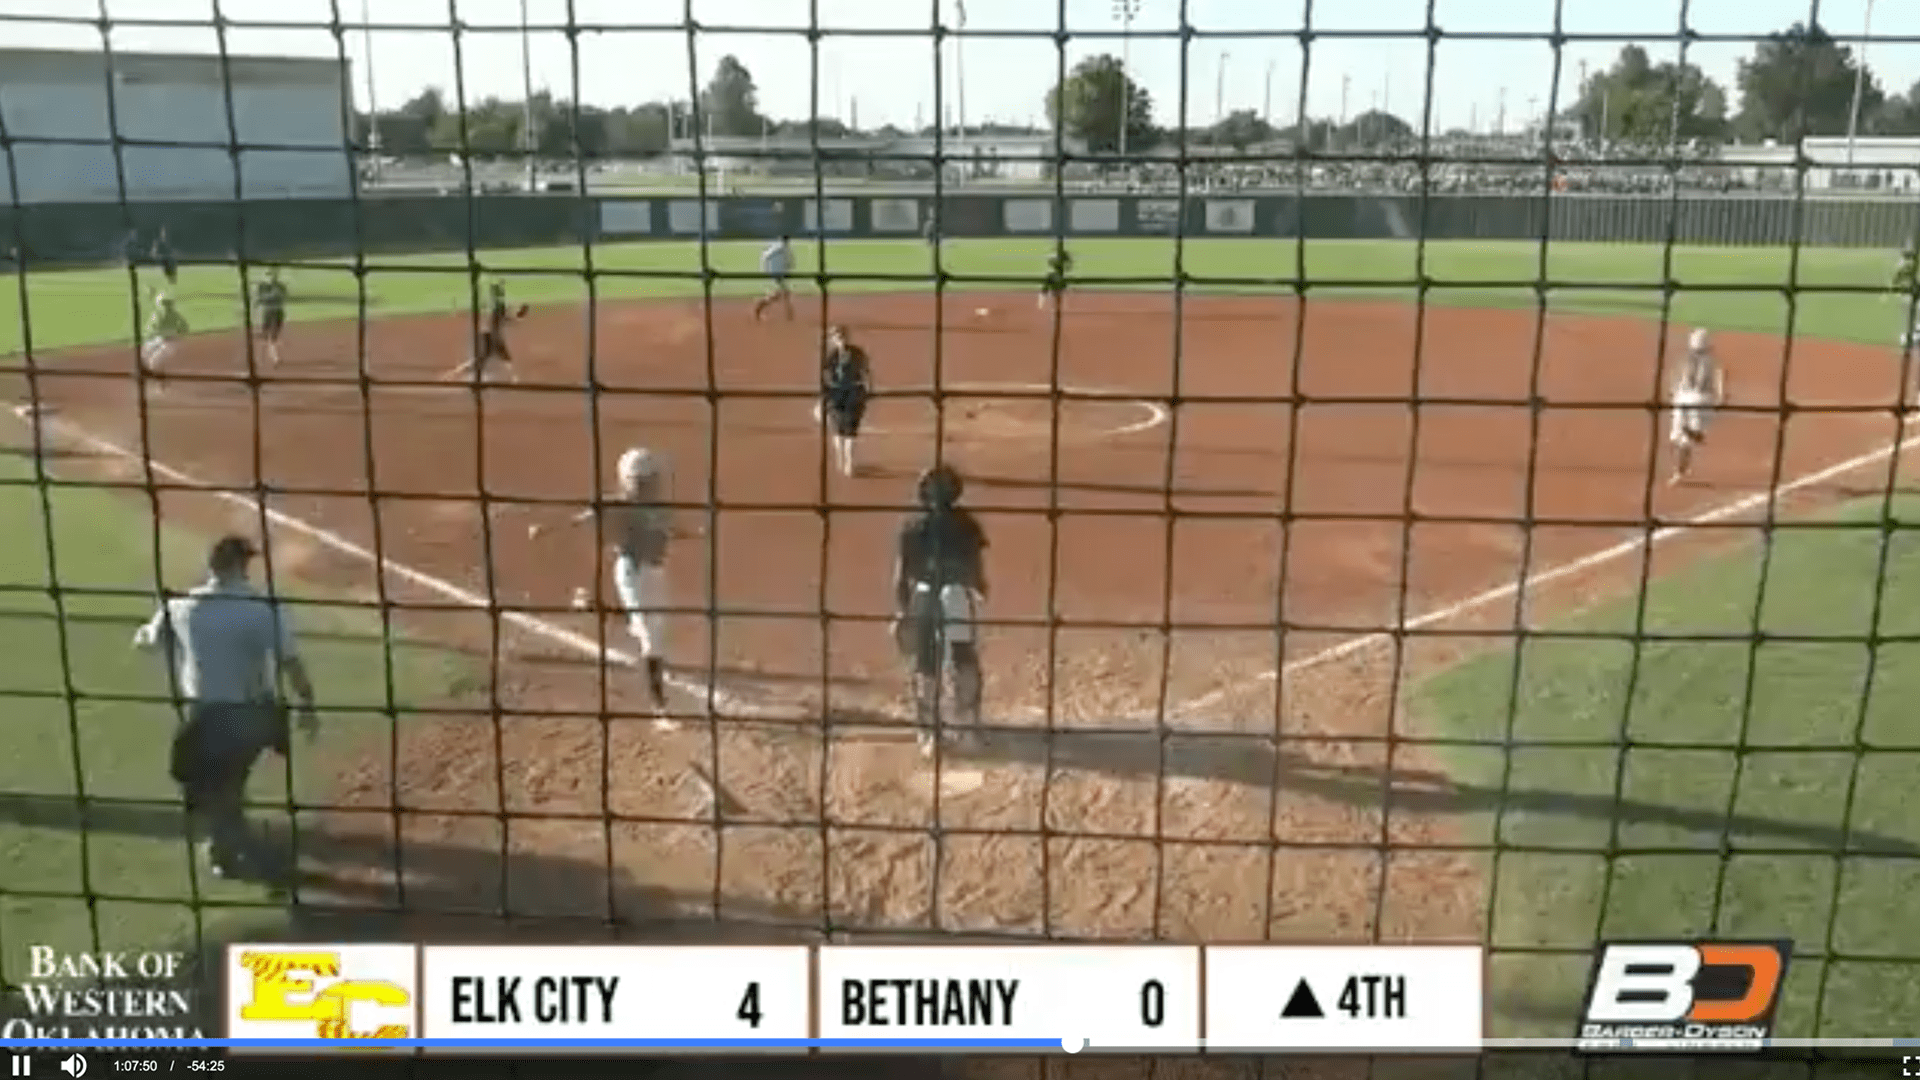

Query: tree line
(1053, 22), (1920, 152)
(357, 24), (1920, 160)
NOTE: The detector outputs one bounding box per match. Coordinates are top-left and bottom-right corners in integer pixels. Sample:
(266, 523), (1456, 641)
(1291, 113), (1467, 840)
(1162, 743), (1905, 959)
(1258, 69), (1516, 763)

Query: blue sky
(5, 0), (1919, 134)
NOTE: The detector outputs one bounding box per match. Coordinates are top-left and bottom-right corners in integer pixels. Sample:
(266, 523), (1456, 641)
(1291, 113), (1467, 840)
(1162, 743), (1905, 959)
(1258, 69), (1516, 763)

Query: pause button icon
(10, 1055), (30, 1076)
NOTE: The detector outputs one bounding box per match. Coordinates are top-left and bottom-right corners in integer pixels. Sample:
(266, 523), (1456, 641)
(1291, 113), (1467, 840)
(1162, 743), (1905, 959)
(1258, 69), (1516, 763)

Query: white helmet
(616, 447), (657, 487)
(1688, 328), (1711, 353)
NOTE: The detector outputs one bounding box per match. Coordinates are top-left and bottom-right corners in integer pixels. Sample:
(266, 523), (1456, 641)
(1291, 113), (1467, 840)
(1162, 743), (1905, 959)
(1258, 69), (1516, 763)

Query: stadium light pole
(360, 0), (378, 177)
(1216, 51), (1230, 127)
(520, 0), (536, 191)
(952, 0), (967, 141)
(1846, 0), (1876, 167)
(1113, 0), (1140, 159)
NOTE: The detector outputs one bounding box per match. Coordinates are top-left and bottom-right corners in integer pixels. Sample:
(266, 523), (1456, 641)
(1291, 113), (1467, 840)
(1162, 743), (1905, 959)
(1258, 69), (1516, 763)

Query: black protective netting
(1, 0), (1919, 1076)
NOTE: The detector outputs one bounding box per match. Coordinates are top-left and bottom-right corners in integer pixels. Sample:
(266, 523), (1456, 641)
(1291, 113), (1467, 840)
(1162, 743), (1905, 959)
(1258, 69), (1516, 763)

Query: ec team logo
(224, 944), (417, 1045)
(1575, 941), (1790, 1051)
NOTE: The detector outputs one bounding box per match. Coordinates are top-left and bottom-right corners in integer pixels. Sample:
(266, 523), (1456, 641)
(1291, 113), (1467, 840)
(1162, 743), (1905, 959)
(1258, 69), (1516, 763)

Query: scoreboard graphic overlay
(208, 943), (1486, 1053)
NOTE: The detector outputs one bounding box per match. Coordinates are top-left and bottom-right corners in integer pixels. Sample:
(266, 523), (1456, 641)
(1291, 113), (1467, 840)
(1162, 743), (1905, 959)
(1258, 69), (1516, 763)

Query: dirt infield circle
(809, 380), (1170, 441)
(6, 290), (1910, 994)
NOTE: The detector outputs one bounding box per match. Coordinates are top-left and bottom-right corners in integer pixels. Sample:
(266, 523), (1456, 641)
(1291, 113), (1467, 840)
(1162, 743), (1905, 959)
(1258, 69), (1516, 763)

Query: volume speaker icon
(56, 1056), (83, 1078)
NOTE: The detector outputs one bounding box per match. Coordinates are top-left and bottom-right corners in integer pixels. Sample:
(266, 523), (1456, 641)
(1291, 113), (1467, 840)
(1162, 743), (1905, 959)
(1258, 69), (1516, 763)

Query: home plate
(933, 768), (986, 795)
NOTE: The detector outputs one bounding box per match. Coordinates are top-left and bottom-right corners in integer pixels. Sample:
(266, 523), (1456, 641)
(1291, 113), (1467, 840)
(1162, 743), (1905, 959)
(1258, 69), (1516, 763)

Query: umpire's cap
(208, 534), (257, 573)
(916, 464), (964, 509)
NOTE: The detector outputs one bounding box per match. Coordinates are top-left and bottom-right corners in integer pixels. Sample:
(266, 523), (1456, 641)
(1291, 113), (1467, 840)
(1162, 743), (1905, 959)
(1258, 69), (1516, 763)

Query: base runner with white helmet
(892, 463), (989, 756)
(140, 291), (189, 382)
(1667, 327), (1726, 485)
(565, 446), (676, 726)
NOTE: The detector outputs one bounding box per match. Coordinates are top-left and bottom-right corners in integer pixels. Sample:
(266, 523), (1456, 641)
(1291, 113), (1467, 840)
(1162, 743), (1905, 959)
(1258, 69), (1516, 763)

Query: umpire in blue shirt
(134, 535), (318, 881)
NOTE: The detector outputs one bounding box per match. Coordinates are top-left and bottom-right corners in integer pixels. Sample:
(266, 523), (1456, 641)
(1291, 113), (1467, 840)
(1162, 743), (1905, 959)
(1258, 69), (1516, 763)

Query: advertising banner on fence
(1136, 199), (1181, 234)
(668, 199), (721, 234)
(1205, 199), (1256, 234)
(1004, 199), (1053, 233)
(870, 198), (920, 232)
(803, 198), (853, 234)
(599, 200), (652, 235)
(1071, 199), (1121, 233)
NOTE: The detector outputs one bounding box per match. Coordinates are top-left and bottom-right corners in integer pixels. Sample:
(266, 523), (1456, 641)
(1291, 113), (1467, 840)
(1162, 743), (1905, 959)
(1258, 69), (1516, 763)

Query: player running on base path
(1037, 247), (1073, 312)
(892, 464), (989, 757)
(753, 235), (794, 321)
(820, 324), (872, 478)
(560, 447), (677, 726)
(140, 292), (189, 381)
(1668, 327), (1726, 486)
(253, 268), (289, 366)
(444, 280), (527, 383)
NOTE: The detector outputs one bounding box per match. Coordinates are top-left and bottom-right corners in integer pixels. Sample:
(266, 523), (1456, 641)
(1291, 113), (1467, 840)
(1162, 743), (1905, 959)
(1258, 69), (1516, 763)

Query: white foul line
(1172, 415), (1920, 718)
(13, 407), (766, 718)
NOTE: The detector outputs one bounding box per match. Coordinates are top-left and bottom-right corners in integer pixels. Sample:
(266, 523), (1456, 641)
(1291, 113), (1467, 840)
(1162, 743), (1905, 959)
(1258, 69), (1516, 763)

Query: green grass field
(3, 237), (1914, 355)
(3, 236), (1919, 1041)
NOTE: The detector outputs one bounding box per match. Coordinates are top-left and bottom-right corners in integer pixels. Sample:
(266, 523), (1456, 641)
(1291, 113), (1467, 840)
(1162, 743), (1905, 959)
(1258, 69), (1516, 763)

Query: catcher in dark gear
(892, 464), (989, 756)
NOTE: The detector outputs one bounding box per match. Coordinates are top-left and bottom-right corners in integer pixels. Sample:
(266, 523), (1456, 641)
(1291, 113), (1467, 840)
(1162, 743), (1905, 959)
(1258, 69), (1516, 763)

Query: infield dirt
(6, 290), (1908, 1074)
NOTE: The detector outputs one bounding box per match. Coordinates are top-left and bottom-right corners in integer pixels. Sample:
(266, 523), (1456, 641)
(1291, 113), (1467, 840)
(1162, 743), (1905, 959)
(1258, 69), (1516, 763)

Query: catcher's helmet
(916, 464), (964, 509)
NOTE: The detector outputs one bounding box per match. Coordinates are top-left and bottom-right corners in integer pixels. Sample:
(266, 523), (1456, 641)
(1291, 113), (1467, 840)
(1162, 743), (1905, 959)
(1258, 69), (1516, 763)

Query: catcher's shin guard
(950, 643), (983, 730)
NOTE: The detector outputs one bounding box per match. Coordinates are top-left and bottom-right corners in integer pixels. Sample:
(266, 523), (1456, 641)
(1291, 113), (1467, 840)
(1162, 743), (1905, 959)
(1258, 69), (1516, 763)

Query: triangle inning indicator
(1280, 978), (1324, 1019)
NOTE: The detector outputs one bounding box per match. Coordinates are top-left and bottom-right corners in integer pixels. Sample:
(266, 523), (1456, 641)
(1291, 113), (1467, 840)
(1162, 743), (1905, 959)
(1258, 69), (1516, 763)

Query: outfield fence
(5, 191), (1920, 265)
(6, 1), (1920, 1076)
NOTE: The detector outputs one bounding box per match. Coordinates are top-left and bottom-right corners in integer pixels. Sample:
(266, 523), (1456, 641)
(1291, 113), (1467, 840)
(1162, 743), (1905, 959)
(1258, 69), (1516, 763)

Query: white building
(1717, 136), (1920, 193)
(886, 133), (1087, 180)
(669, 131), (1085, 182)
(0, 47), (353, 203)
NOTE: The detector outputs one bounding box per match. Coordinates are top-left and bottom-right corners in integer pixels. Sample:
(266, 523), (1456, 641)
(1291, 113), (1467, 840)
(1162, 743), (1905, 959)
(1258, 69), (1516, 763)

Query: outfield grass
(0, 452), (469, 999)
(1418, 495), (1920, 1038)
(2, 237), (1914, 356)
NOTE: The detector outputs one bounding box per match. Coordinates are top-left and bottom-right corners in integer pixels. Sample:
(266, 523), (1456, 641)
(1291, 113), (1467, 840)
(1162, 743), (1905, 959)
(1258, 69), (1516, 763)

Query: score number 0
(1141, 979), (1165, 1027)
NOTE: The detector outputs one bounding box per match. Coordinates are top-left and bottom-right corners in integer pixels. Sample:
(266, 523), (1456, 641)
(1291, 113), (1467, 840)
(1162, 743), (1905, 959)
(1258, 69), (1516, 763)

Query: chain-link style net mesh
(2, 0), (1919, 1075)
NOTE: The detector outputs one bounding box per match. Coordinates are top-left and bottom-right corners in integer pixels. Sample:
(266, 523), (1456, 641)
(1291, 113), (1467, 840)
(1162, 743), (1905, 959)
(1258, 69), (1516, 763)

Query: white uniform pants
(1669, 388), (1712, 445)
(614, 556), (667, 658)
(924, 583), (978, 646)
(141, 336), (176, 371)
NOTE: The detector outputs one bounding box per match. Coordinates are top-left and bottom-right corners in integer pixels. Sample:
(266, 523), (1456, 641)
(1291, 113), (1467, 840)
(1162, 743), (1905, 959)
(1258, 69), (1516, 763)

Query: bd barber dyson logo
(1578, 941), (1790, 1046)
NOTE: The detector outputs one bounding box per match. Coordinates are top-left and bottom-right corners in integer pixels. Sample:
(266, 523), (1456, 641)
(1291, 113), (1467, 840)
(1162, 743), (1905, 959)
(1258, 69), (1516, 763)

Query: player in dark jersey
(152, 227), (178, 286)
(1037, 247), (1073, 311)
(1893, 240), (1918, 299)
(253, 268), (289, 366)
(892, 464), (989, 756)
(444, 279), (526, 383)
(819, 325), (872, 478)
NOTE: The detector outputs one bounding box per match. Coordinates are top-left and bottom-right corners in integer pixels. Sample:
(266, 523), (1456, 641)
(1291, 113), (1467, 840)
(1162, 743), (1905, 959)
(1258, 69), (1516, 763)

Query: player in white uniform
(1668, 327), (1726, 485)
(140, 292), (189, 380)
(567, 447), (677, 727)
(1901, 315), (1920, 412)
(752, 235), (794, 322)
